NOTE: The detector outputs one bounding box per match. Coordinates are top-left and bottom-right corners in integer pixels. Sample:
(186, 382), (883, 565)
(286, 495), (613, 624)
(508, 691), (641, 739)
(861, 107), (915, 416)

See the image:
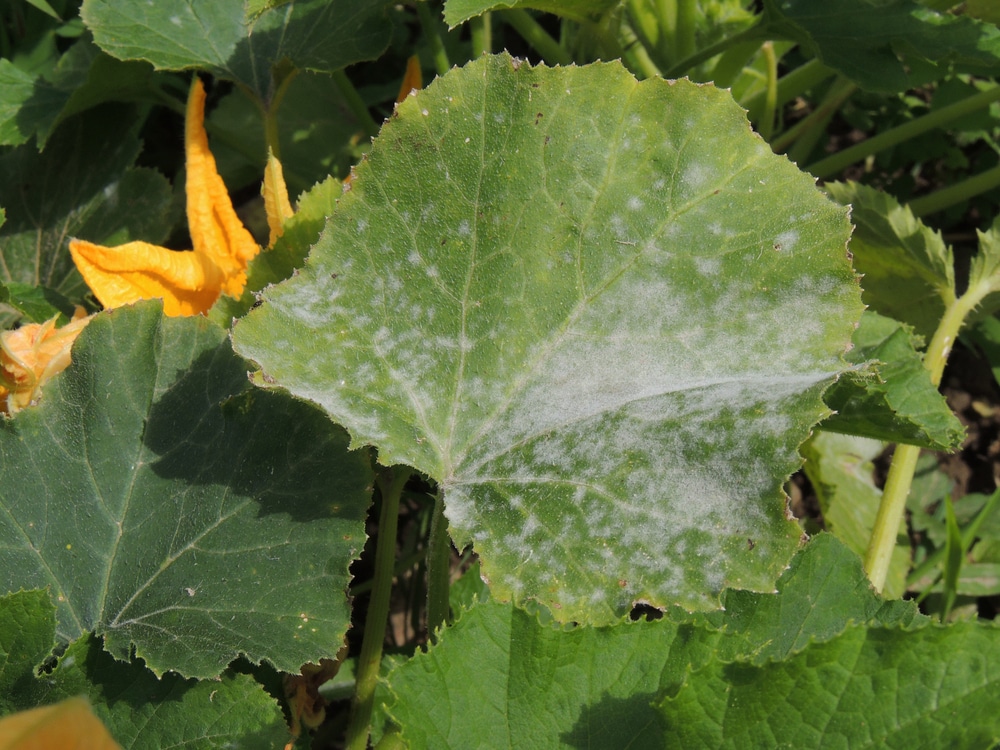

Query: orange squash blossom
(69, 77), (285, 317)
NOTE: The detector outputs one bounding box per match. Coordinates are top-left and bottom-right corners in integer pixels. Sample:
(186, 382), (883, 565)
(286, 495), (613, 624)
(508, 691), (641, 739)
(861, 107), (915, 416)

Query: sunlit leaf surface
(234, 54), (862, 623)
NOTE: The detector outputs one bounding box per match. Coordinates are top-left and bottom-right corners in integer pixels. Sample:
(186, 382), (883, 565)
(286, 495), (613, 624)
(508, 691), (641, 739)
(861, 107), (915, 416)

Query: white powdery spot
(627, 196), (643, 211)
(774, 229), (799, 252)
(694, 256), (721, 276)
(458, 219), (471, 236)
(681, 162), (711, 190)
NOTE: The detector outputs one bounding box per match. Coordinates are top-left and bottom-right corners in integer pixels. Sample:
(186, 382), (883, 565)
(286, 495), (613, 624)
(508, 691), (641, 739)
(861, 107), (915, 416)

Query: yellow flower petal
(69, 239), (224, 317)
(185, 77), (260, 298)
(70, 76), (270, 317)
(0, 696), (121, 749)
(262, 147), (294, 248)
(0, 308), (93, 414)
(396, 55), (423, 102)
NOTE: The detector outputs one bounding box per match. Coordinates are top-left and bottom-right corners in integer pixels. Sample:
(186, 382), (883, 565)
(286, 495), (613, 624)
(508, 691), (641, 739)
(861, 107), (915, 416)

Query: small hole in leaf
(629, 603), (664, 621)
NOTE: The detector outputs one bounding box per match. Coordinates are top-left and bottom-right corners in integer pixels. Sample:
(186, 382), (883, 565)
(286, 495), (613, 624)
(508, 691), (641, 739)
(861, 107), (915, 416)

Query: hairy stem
(756, 42), (778, 142)
(469, 12), (492, 57)
(910, 163), (1000, 218)
(416, 0), (451, 75)
(864, 290), (982, 592)
(503, 9), (573, 65)
(662, 23), (766, 79)
(808, 82), (1000, 179)
(741, 58), (833, 121)
(345, 467), (411, 750)
(616, 17), (662, 80)
(426, 490), (452, 638)
(708, 40), (762, 89)
(675, 0), (697, 61)
(263, 67), (299, 161)
(776, 77), (856, 159)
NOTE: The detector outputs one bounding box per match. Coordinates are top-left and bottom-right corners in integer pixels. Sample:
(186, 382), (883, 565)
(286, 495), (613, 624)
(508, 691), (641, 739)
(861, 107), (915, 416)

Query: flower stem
(863, 289), (981, 592)
(264, 67), (298, 161)
(345, 466), (411, 750)
(426, 489), (451, 638)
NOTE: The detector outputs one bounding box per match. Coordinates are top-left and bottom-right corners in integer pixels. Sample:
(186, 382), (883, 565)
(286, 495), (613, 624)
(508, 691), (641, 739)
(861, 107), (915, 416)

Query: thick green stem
(864, 444), (922, 593)
(808, 82), (1000, 179)
(863, 291), (981, 592)
(910, 163), (1000, 218)
(741, 58), (833, 119)
(654, 0), (678, 64)
(776, 77), (856, 159)
(617, 18), (662, 80)
(755, 42), (778, 142)
(332, 69), (381, 140)
(263, 67), (298, 161)
(662, 23), (766, 79)
(708, 40), (762, 89)
(675, 0), (696, 61)
(345, 467), (411, 750)
(425, 490), (451, 638)
(626, 0), (661, 57)
(503, 9), (573, 65)
(469, 12), (492, 57)
(416, 1), (451, 75)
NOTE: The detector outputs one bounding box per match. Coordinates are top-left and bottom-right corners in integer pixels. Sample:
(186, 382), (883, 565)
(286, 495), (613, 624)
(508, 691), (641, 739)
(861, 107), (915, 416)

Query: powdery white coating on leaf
(233, 55), (862, 623)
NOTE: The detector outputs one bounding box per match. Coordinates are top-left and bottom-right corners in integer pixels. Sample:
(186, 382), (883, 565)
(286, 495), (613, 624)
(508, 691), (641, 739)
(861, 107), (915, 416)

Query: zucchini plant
(1, 0), (999, 747)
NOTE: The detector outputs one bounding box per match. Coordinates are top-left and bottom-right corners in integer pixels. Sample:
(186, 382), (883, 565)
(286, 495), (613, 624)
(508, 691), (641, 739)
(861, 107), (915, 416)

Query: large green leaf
(762, 0), (1000, 93)
(0, 590), (55, 714)
(0, 59), (60, 147)
(660, 621), (1000, 748)
(826, 181), (954, 340)
(234, 55), (863, 623)
(380, 535), (927, 748)
(0, 36), (154, 149)
(0, 105), (171, 304)
(0, 591), (289, 748)
(821, 310), (964, 449)
(81, 0), (392, 100)
(0, 302), (372, 678)
(966, 214), (1000, 323)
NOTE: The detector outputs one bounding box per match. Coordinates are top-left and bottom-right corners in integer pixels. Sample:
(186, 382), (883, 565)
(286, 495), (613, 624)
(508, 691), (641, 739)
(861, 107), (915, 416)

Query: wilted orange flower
(69, 76), (288, 317)
(0, 308), (92, 415)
